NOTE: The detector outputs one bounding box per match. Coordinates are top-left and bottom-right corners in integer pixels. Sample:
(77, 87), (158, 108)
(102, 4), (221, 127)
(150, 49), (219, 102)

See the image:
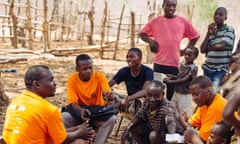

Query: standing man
(139, 0), (199, 100)
(2, 65), (95, 144)
(62, 54), (116, 144)
(200, 7), (235, 93)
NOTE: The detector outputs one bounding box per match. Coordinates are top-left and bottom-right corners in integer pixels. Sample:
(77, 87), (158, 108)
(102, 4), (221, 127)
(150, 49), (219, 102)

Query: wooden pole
(61, 1), (66, 41)
(106, 9), (110, 42)
(2, 17), (4, 42)
(50, 0), (58, 40)
(99, 1), (107, 58)
(87, 0), (95, 45)
(136, 14), (142, 44)
(81, 13), (86, 40)
(130, 11), (135, 48)
(43, 0), (49, 52)
(17, 0), (21, 15)
(26, 0), (33, 49)
(126, 18), (130, 44)
(8, 0), (13, 43)
(113, 4), (125, 60)
(187, 4), (195, 23)
(66, 1), (72, 41)
(153, 0), (156, 15)
(34, 0), (38, 38)
(2, 2), (8, 42)
(9, 0), (18, 48)
(17, 0), (25, 47)
(70, 1), (78, 40)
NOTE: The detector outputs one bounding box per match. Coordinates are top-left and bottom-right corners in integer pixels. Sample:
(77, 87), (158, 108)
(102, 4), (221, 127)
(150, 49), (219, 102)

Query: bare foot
(75, 121), (95, 142)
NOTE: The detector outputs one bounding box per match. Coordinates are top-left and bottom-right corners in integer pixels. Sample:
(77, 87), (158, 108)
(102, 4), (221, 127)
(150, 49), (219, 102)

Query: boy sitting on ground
(61, 54), (116, 144)
(121, 80), (183, 144)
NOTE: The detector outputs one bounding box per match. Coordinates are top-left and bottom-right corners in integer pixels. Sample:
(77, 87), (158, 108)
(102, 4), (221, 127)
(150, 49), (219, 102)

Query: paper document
(165, 133), (184, 143)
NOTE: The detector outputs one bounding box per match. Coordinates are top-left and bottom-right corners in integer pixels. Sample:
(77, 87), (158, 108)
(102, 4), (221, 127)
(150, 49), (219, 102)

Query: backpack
(62, 104), (119, 123)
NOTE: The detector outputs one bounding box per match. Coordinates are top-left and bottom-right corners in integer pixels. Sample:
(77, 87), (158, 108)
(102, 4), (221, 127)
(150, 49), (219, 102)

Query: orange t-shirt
(67, 72), (111, 106)
(3, 91), (67, 144)
(188, 93), (227, 142)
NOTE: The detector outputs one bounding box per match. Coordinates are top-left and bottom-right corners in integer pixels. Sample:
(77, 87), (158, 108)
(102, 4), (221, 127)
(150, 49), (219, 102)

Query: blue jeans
(202, 67), (226, 93)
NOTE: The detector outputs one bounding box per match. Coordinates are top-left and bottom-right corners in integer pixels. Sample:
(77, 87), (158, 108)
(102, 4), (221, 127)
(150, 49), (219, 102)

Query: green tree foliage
(190, 0), (218, 23)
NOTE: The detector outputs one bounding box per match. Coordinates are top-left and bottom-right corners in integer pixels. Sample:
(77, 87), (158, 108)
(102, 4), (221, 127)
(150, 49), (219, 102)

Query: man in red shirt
(139, 0), (199, 100)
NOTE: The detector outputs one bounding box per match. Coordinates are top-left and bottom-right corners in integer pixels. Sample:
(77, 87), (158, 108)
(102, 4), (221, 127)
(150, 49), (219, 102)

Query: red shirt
(141, 16), (199, 67)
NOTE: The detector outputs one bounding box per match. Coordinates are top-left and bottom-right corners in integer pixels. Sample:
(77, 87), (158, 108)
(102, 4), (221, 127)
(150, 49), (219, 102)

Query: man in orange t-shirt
(180, 76), (227, 142)
(62, 54), (116, 144)
(3, 65), (94, 144)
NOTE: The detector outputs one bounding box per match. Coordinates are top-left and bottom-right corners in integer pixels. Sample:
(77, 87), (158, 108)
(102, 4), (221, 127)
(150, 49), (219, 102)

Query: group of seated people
(1, 48), (152, 144)
(1, 46), (239, 144)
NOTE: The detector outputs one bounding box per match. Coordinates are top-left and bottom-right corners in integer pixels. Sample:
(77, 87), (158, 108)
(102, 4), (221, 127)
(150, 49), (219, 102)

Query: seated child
(164, 46), (199, 117)
(121, 80), (183, 144)
(184, 120), (234, 144)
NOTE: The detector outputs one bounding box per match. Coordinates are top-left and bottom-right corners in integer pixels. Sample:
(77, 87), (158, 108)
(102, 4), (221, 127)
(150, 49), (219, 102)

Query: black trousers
(153, 63), (178, 101)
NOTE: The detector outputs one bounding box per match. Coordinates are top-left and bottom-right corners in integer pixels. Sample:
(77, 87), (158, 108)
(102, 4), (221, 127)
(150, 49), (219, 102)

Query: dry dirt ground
(0, 46), (150, 143)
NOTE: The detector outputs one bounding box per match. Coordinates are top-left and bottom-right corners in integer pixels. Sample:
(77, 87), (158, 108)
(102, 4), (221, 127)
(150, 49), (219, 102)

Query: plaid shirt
(136, 99), (176, 133)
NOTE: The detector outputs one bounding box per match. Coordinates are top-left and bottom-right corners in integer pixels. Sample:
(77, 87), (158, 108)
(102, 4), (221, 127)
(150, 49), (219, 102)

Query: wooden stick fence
(0, 0), (152, 59)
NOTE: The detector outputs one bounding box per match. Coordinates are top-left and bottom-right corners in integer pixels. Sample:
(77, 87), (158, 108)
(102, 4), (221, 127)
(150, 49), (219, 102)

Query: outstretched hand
(163, 74), (175, 83)
(166, 74), (175, 79)
(163, 77), (170, 83)
(103, 91), (114, 101)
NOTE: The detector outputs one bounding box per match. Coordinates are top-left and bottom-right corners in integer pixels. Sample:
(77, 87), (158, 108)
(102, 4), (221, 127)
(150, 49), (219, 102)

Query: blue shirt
(113, 65), (153, 95)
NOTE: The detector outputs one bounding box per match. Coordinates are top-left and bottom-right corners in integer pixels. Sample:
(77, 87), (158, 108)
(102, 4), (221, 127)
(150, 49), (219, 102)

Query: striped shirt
(203, 24), (235, 71)
(136, 99), (176, 133)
